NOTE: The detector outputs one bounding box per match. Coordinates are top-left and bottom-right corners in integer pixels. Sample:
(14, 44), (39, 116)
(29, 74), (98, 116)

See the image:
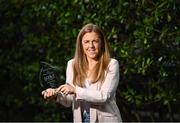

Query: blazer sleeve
(56, 59), (74, 107)
(66, 59), (74, 84)
(75, 59), (119, 104)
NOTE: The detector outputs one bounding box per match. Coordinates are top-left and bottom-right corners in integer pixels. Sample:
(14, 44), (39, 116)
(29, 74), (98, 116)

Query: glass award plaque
(39, 61), (62, 89)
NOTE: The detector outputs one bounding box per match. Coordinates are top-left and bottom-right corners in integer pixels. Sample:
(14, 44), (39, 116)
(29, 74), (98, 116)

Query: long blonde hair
(73, 23), (111, 87)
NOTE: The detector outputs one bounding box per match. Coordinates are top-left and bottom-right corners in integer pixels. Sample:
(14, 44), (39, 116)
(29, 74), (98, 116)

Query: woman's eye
(94, 40), (99, 43)
(83, 40), (89, 43)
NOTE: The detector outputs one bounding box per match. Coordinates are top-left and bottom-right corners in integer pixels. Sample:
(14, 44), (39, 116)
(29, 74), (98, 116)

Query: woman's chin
(87, 55), (98, 60)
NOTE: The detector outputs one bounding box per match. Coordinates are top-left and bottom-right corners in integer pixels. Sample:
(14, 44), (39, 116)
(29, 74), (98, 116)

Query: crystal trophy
(39, 61), (62, 89)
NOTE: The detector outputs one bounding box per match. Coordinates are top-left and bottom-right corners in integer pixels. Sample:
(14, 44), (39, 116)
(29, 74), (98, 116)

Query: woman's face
(82, 32), (101, 60)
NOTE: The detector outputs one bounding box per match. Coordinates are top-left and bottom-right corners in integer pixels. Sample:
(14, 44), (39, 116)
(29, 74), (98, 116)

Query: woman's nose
(89, 41), (94, 47)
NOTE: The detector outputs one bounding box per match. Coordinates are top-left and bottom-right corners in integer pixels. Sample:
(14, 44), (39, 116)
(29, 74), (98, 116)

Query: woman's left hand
(57, 83), (75, 95)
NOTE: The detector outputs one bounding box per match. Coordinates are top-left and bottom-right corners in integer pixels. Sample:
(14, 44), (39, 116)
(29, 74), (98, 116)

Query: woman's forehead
(82, 32), (100, 40)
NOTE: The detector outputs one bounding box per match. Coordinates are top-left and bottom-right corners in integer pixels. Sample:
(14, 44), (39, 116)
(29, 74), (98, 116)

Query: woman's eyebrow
(82, 39), (89, 42)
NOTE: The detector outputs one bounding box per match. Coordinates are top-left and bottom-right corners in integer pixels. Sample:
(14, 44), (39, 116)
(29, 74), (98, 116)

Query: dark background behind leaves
(0, 0), (179, 122)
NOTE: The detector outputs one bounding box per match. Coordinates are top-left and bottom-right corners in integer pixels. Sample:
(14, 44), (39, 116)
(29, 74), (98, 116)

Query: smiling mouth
(88, 50), (96, 53)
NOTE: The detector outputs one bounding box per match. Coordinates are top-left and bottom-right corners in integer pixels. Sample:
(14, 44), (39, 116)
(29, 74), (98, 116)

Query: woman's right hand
(41, 88), (56, 99)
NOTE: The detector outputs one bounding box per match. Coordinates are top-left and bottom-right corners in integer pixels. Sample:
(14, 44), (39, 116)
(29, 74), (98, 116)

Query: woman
(42, 23), (122, 123)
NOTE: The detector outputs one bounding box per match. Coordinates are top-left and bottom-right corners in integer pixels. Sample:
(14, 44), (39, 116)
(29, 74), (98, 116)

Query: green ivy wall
(0, 0), (179, 122)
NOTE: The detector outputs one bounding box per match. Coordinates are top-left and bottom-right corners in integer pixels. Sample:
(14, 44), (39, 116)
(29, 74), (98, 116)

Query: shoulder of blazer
(108, 58), (119, 69)
(67, 59), (74, 65)
(67, 59), (75, 69)
(104, 58), (119, 76)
